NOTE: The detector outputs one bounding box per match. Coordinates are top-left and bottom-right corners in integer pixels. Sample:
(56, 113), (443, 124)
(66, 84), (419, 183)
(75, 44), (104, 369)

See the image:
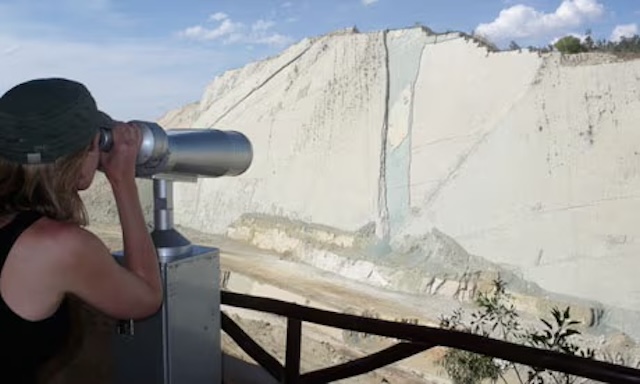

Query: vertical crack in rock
(211, 44), (314, 127)
(384, 29), (430, 238)
(376, 30), (391, 241)
(406, 41), (428, 212)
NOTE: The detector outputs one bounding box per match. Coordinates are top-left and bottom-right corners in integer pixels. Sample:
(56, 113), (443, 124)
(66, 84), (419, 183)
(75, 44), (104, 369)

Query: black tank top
(0, 211), (72, 383)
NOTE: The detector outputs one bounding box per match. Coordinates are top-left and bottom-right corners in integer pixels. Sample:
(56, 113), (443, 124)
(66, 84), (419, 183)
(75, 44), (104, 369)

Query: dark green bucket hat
(0, 78), (114, 165)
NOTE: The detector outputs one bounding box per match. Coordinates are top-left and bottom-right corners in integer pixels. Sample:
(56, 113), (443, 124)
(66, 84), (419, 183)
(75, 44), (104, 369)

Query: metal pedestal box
(111, 246), (221, 384)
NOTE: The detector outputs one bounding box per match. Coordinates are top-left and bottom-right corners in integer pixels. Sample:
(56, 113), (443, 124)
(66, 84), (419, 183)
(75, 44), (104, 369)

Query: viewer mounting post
(111, 175), (222, 384)
(104, 122), (253, 384)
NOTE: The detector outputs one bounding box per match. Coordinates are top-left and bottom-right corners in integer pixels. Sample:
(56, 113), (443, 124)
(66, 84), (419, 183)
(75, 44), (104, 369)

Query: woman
(0, 78), (163, 383)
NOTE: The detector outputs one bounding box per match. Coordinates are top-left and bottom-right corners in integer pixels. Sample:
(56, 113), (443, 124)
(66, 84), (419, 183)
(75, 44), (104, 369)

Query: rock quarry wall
(85, 27), (640, 339)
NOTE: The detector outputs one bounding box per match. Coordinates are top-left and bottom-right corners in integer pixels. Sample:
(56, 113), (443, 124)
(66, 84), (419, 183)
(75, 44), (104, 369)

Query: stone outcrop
(84, 26), (640, 341)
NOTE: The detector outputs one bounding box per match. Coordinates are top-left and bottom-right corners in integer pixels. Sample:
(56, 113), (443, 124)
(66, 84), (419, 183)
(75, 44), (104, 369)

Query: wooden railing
(221, 290), (640, 383)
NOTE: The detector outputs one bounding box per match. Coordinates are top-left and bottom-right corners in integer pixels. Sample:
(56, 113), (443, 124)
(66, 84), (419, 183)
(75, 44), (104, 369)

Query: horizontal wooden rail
(221, 310), (434, 383)
(222, 290), (640, 384)
(300, 342), (435, 383)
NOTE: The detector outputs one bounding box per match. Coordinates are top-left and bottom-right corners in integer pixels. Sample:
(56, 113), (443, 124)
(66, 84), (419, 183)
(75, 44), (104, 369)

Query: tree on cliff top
(552, 33), (640, 57)
(554, 36), (588, 54)
(494, 29), (640, 57)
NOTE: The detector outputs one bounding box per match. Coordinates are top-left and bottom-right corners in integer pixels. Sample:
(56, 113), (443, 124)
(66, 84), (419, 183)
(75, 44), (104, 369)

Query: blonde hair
(0, 143), (92, 226)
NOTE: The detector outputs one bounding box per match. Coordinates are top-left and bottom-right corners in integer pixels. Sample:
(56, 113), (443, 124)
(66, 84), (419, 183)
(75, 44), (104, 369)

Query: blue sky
(0, 0), (638, 121)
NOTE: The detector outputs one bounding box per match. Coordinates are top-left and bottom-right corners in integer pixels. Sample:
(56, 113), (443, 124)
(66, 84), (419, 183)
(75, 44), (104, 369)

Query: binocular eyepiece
(98, 121), (253, 179)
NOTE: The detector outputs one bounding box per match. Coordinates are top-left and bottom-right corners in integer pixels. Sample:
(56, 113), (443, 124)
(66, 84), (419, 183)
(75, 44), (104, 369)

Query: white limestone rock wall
(397, 50), (640, 314)
(402, 37), (544, 214)
(194, 38), (315, 127)
(383, 31), (471, 240)
(153, 27), (640, 337)
(81, 173), (154, 227)
(160, 30), (387, 235)
(159, 101), (200, 129)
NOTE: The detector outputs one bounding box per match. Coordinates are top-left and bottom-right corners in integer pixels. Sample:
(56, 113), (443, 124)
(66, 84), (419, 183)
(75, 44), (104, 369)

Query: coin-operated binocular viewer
(102, 121), (253, 384)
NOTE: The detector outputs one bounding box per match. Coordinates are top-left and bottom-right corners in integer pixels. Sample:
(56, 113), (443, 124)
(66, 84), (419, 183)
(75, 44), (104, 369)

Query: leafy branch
(438, 278), (594, 384)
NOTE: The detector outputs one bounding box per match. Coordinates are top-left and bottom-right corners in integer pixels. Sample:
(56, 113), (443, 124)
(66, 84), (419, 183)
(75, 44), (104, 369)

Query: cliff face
(162, 31), (387, 239)
(148, 27), (640, 327)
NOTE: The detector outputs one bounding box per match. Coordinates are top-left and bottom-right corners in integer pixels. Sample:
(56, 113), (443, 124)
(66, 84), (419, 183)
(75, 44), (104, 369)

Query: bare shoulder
(4, 217), (112, 299)
(24, 217), (108, 263)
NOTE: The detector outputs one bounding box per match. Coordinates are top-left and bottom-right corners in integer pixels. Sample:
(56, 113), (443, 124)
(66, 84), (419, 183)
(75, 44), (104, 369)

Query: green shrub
(554, 36), (588, 54)
(438, 278), (594, 384)
(441, 349), (501, 384)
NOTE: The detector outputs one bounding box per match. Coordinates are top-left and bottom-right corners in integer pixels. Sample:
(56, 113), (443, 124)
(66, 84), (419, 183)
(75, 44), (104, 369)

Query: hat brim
(98, 111), (115, 129)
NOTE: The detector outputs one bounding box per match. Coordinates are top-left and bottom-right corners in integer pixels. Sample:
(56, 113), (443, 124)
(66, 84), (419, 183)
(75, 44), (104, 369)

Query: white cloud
(0, 3), (286, 122)
(179, 15), (293, 47)
(0, 2), (296, 122)
(362, 0), (378, 5)
(209, 12), (228, 21)
(281, 2), (293, 8)
(610, 24), (638, 42)
(181, 19), (243, 41)
(1, 44), (21, 56)
(252, 19), (275, 32)
(475, 0), (605, 43)
(0, 34), (244, 121)
(252, 33), (293, 46)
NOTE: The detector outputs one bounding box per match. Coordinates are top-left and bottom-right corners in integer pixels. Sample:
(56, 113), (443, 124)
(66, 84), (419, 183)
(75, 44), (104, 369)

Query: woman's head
(0, 78), (114, 225)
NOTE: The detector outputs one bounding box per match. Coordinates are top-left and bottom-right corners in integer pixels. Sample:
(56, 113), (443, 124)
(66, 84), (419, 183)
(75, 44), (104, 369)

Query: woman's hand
(99, 122), (142, 186)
